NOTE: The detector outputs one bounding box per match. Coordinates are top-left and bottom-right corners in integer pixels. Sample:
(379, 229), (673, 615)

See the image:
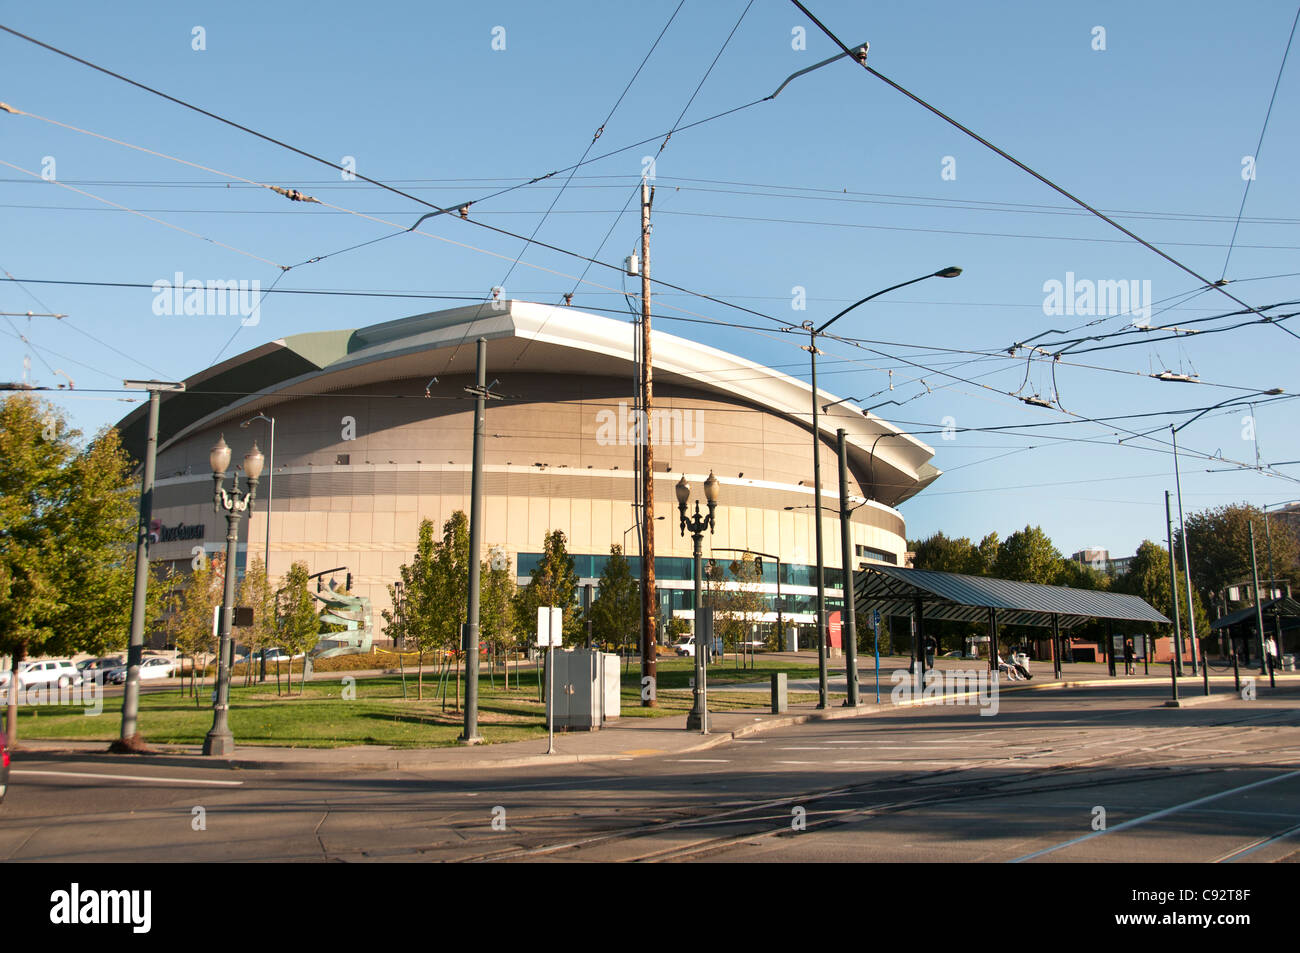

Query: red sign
(828, 611), (842, 649)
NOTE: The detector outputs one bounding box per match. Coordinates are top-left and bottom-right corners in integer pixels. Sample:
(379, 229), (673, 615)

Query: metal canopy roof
(854, 565), (1171, 630)
(1209, 597), (1300, 631)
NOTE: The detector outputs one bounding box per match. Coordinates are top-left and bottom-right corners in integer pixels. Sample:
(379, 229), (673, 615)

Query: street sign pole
(873, 609), (881, 703)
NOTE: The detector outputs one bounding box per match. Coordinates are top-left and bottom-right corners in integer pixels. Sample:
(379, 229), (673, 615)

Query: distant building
(1071, 548), (1133, 577)
(1072, 548), (1109, 571)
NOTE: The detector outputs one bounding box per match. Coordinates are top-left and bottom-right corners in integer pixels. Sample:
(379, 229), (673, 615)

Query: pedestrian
(1123, 638), (1135, 676)
(1264, 634), (1278, 673)
(924, 635), (937, 670)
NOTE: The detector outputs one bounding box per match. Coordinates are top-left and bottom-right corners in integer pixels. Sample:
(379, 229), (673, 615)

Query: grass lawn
(11, 656), (831, 749)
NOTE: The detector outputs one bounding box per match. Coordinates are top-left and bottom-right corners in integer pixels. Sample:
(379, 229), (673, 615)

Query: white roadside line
(13, 769), (243, 787)
(1011, 769), (1300, 863)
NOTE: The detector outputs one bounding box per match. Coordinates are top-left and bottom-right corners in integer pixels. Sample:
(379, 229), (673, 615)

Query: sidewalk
(15, 661), (1293, 774)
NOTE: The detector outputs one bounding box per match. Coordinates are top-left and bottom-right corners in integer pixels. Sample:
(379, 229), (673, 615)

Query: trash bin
(771, 672), (787, 714)
(1283, 654), (1296, 672)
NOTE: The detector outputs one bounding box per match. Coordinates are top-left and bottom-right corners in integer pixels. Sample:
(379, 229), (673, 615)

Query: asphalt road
(2, 683), (1297, 863)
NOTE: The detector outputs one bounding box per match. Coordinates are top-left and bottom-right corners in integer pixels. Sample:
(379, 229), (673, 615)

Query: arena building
(117, 301), (941, 644)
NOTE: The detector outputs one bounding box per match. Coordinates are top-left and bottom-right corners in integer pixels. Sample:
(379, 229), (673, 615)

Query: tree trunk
(416, 652), (424, 700)
(276, 657), (282, 695)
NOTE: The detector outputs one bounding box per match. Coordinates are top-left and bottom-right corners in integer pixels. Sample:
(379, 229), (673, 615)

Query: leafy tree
(429, 512), (470, 710)
(167, 553), (223, 697)
(430, 511), (470, 653)
(1113, 540), (1208, 642)
(1178, 503), (1298, 605)
(590, 545), (638, 654)
(480, 546), (517, 687)
(976, 532), (1000, 574)
(236, 558), (276, 684)
(995, 525), (1063, 584)
(1, 396), (139, 746)
(722, 553), (765, 659)
(277, 561), (319, 694)
(382, 519), (438, 698)
(514, 529), (579, 645)
(909, 532), (985, 575)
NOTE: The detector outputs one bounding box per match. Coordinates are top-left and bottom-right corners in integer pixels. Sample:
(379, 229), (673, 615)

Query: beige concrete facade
(123, 302), (937, 635)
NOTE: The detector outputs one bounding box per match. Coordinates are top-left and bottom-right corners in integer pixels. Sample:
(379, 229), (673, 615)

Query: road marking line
(671, 759), (730, 763)
(778, 746), (827, 750)
(13, 769), (243, 787)
(1011, 769), (1300, 863)
(773, 760), (814, 765)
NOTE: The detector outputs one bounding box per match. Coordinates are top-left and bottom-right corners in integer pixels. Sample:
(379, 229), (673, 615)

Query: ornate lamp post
(677, 471), (719, 733)
(203, 434), (262, 756)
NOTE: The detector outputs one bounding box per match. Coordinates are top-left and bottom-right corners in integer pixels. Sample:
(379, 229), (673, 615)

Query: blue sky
(3, 0), (1299, 558)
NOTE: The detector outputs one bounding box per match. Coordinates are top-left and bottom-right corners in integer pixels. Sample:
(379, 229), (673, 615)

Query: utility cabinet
(550, 649), (621, 730)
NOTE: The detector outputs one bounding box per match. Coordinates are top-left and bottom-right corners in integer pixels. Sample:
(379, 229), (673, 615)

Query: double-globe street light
(203, 435), (263, 756)
(805, 267), (962, 708)
(676, 471), (719, 733)
(240, 413), (275, 682)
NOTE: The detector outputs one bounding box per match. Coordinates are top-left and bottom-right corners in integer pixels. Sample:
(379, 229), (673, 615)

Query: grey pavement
(15, 658), (1293, 773)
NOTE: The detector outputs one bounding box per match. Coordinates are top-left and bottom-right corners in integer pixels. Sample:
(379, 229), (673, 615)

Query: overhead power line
(787, 0), (1289, 339)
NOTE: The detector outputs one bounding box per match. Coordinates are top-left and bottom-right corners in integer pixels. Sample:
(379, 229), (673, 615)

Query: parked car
(106, 655), (176, 684)
(0, 659), (82, 689)
(673, 636), (695, 657)
(77, 656), (124, 682)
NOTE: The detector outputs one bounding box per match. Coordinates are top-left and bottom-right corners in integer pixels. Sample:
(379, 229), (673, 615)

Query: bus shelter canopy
(854, 565), (1171, 630)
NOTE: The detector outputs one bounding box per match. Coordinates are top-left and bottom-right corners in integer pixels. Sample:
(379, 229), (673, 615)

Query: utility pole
(1165, 491), (1183, 678)
(1248, 521), (1268, 676)
(808, 327), (829, 709)
(640, 177), (658, 706)
(461, 337), (493, 744)
(114, 379), (185, 753)
(1170, 426), (1199, 675)
(836, 429), (860, 706)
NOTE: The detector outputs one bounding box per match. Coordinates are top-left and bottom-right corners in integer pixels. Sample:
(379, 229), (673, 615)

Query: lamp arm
(817, 274), (935, 335)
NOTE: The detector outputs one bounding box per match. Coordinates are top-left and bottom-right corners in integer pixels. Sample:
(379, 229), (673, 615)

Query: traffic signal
(346, 572), (353, 592)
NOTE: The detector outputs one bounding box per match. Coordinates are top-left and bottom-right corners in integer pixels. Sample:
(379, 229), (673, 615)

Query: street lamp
(677, 471), (719, 733)
(203, 434), (262, 756)
(805, 267), (961, 707)
(240, 413), (274, 682)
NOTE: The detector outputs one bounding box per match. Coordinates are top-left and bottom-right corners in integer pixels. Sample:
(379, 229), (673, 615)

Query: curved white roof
(121, 300), (940, 504)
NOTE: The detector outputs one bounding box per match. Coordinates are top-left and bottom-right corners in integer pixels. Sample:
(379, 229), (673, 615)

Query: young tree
(0, 396), (139, 746)
(236, 558), (276, 685)
(429, 512), (470, 710)
(590, 545), (638, 654)
(167, 554), (224, 699)
(480, 547), (516, 687)
(514, 530), (580, 645)
(277, 562), (319, 695)
(383, 519), (439, 699)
